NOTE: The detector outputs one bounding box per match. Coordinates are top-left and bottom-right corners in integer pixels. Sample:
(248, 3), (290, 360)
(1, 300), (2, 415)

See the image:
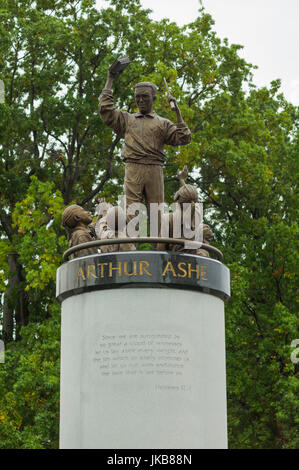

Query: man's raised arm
(98, 59), (130, 136)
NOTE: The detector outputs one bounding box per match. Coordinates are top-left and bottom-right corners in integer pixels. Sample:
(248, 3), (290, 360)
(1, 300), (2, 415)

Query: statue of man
(98, 65), (192, 217)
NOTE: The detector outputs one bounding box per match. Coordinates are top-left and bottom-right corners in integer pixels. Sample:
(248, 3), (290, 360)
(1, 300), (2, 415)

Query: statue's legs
(124, 162), (164, 218)
(124, 162), (164, 246)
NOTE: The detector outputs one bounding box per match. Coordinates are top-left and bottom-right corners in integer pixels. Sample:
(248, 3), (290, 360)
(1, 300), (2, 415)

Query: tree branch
(79, 135), (121, 206)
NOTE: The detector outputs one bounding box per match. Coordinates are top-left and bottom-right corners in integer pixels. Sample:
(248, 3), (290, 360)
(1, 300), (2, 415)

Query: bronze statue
(95, 206), (136, 253)
(157, 168), (213, 256)
(62, 205), (98, 259)
(61, 63), (216, 258)
(98, 58), (191, 216)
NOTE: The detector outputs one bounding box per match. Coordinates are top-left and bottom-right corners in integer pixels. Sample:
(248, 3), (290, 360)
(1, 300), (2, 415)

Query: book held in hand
(109, 56), (130, 76)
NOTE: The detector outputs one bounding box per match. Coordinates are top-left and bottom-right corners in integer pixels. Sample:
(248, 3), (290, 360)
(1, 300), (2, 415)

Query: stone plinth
(56, 251), (230, 449)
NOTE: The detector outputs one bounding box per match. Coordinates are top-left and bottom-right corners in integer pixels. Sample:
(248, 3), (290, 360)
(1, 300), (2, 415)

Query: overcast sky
(97, 0), (299, 105)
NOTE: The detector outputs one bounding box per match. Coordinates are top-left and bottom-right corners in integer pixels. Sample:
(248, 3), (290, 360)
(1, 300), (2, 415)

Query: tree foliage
(0, 0), (298, 448)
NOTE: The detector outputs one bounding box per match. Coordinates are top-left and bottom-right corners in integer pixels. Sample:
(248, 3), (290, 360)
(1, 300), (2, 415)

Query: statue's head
(106, 206), (126, 232)
(134, 82), (156, 115)
(62, 204), (92, 229)
(174, 184), (199, 205)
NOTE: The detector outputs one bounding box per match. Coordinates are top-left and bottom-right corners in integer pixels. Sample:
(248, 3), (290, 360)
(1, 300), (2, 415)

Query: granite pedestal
(56, 251), (230, 449)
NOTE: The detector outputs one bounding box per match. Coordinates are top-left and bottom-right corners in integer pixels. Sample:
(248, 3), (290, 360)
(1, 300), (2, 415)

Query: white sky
(96, 0), (299, 105)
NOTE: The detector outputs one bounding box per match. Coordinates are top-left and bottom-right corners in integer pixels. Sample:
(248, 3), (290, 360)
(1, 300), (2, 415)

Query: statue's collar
(134, 111), (156, 118)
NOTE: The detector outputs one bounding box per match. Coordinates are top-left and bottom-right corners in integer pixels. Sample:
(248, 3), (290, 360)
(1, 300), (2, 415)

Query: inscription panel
(92, 332), (192, 392)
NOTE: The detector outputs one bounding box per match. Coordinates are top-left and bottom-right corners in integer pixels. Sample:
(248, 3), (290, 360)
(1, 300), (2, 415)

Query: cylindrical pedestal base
(57, 252), (230, 449)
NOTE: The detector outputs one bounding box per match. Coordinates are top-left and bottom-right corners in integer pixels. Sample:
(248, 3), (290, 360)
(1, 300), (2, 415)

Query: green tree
(189, 79), (299, 448)
(0, 305), (60, 449)
(0, 0), (298, 448)
(0, 178), (64, 448)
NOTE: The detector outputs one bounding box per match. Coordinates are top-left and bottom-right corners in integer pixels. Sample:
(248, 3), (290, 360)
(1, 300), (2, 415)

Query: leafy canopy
(0, 0), (298, 449)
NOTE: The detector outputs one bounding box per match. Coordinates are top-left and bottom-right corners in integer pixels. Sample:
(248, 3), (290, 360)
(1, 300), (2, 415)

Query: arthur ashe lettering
(56, 252), (230, 304)
(75, 259), (208, 282)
